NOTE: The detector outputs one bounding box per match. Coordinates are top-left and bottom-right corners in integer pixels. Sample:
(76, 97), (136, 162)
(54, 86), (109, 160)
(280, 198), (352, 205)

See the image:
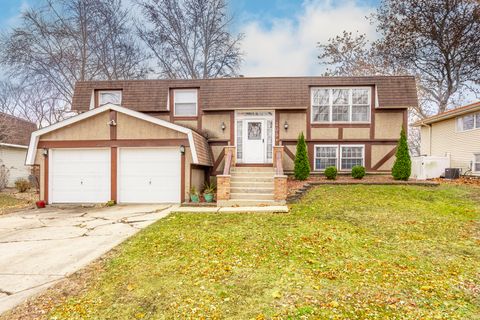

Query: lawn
(39, 186), (480, 319)
(0, 193), (30, 214)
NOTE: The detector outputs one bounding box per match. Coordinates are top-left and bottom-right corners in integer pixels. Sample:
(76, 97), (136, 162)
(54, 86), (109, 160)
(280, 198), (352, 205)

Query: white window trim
(474, 153), (480, 173)
(456, 112), (480, 132)
(98, 90), (122, 106)
(311, 87), (371, 124)
(314, 144), (339, 171)
(173, 89), (198, 117)
(339, 144), (365, 171)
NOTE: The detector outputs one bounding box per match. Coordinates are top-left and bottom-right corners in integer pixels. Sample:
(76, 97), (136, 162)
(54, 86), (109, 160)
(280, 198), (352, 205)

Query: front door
(243, 120), (265, 163)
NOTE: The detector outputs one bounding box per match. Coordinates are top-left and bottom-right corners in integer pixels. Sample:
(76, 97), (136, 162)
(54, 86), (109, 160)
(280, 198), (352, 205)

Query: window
(315, 146), (338, 170)
(174, 89), (198, 116)
(457, 112), (480, 131)
(236, 120), (243, 159)
(474, 154), (480, 172)
(340, 145), (364, 170)
(266, 120), (273, 160)
(311, 87), (371, 123)
(98, 90), (122, 106)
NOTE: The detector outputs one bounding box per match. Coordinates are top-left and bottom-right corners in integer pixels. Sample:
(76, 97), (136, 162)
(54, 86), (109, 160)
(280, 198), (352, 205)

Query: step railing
(217, 146), (236, 201)
(273, 146), (287, 202)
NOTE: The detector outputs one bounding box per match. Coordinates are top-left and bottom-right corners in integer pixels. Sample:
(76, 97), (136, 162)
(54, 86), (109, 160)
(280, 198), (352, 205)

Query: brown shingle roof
(0, 112), (37, 146)
(72, 76), (418, 112)
(192, 131), (213, 166)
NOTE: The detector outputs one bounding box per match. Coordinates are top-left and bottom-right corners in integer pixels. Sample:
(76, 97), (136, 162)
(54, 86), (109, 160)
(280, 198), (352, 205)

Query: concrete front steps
(218, 166), (286, 207)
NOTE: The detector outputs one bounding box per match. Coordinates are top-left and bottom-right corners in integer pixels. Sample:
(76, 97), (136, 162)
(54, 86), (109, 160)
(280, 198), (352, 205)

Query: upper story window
(457, 112), (480, 132)
(311, 87), (371, 123)
(98, 90), (122, 106)
(174, 89), (198, 117)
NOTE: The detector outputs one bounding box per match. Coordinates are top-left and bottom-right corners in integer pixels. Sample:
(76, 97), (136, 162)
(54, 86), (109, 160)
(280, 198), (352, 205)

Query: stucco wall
(0, 146), (31, 187)
(211, 145), (225, 173)
(117, 113), (187, 140)
(173, 120), (198, 131)
(374, 112), (403, 139)
(282, 145), (296, 171)
(202, 113), (231, 140)
(371, 145), (396, 170)
(279, 113), (307, 140)
(310, 128), (338, 139)
(191, 167), (206, 195)
(343, 128), (370, 139)
(42, 112), (110, 141)
(425, 117), (480, 172)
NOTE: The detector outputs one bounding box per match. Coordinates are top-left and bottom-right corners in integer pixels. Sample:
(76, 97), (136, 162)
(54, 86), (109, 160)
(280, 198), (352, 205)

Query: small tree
(294, 132), (310, 180)
(392, 128), (411, 180)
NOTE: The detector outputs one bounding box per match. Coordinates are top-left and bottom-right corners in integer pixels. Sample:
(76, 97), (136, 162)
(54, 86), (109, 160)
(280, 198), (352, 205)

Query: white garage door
(118, 148), (181, 203)
(50, 149), (110, 203)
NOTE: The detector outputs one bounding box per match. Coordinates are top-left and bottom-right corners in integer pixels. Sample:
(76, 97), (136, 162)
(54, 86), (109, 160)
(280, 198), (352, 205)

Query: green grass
(0, 193), (28, 213)
(50, 185), (480, 319)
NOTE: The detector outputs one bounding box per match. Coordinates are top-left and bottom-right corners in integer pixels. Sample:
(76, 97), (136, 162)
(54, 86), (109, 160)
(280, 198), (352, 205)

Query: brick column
(216, 175), (231, 201)
(274, 175), (287, 202)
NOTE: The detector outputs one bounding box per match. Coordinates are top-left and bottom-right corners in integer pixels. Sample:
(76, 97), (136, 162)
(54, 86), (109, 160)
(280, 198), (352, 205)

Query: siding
(0, 146), (30, 187)
(422, 116), (480, 173)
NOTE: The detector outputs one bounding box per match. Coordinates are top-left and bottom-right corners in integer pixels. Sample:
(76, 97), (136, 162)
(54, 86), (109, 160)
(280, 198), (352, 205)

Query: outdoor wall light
(221, 122), (226, 131)
(107, 119), (117, 126)
(284, 121), (289, 131)
(42, 148), (48, 156)
(180, 145), (186, 155)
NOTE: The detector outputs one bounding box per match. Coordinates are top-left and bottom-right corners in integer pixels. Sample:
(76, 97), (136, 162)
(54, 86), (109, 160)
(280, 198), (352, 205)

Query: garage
(118, 148), (181, 203)
(49, 149), (111, 203)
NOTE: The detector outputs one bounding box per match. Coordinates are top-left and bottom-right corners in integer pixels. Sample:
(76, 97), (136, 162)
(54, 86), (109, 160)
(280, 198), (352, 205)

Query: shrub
(294, 132), (310, 180)
(324, 166), (337, 180)
(105, 200), (116, 207)
(0, 164), (9, 191)
(392, 128), (411, 181)
(14, 178), (31, 192)
(203, 181), (216, 195)
(351, 166), (366, 179)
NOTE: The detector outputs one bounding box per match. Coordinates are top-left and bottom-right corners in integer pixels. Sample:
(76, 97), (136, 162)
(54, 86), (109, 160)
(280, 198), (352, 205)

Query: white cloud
(238, 0), (377, 76)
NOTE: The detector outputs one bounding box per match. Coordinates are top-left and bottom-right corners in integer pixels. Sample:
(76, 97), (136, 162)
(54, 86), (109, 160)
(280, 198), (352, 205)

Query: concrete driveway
(0, 204), (174, 315)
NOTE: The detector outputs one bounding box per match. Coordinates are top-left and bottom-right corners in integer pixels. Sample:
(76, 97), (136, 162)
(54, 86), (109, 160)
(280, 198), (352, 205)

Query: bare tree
(137, 0), (243, 79)
(0, 0), (149, 105)
(318, 0), (480, 117)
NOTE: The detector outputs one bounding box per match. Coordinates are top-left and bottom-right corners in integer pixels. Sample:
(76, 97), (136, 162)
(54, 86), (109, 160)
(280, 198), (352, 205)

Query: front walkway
(0, 204), (174, 315)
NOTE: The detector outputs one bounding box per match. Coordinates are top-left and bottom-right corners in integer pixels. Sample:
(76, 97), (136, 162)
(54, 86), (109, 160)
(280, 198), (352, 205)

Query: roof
(72, 76), (418, 112)
(412, 101), (480, 126)
(0, 112), (37, 146)
(25, 104), (212, 167)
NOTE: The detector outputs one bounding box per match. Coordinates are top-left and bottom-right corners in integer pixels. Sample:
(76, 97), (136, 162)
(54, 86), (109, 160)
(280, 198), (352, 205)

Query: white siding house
(0, 144), (31, 187)
(414, 101), (480, 176)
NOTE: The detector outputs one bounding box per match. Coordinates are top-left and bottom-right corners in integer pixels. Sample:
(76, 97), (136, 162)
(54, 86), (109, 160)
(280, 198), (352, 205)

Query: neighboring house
(413, 101), (480, 176)
(25, 76), (418, 205)
(0, 113), (37, 187)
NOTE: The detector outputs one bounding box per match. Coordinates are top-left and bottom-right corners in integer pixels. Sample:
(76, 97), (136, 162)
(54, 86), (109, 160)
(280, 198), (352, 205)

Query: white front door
(49, 149), (110, 204)
(118, 148), (181, 203)
(243, 120), (265, 163)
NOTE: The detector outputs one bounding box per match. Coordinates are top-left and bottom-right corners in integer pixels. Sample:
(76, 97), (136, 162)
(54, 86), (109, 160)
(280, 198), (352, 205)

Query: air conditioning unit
(444, 168), (460, 179)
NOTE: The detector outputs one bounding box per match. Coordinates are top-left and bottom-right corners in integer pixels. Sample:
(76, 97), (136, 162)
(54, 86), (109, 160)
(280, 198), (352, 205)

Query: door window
(248, 122), (262, 140)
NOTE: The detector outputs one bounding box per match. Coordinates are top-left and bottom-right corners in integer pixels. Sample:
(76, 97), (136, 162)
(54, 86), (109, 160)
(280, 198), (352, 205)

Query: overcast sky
(0, 0), (381, 76)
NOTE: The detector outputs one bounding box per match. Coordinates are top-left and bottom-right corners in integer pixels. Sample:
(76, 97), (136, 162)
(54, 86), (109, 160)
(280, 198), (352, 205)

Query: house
(413, 101), (480, 176)
(25, 76), (418, 205)
(0, 112), (37, 187)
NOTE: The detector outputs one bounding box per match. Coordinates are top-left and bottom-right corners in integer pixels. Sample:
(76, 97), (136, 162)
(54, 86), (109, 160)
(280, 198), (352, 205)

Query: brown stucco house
(25, 76), (418, 205)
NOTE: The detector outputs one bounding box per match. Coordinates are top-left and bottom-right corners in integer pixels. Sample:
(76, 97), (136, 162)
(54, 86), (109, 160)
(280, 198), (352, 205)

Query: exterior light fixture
(180, 145), (186, 154)
(107, 119), (117, 126)
(42, 148), (48, 156)
(284, 121), (289, 130)
(221, 122), (226, 131)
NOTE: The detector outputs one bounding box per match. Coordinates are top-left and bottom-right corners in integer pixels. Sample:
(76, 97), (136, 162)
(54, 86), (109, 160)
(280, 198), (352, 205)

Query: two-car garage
(26, 104), (212, 205)
(49, 148), (181, 204)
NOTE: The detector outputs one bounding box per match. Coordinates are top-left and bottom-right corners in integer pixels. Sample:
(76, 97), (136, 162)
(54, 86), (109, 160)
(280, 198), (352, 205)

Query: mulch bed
(433, 176), (480, 188)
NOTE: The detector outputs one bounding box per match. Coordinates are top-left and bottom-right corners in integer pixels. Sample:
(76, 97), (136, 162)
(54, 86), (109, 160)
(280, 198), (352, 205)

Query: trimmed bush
(294, 132), (310, 180)
(392, 128), (411, 181)
(325, 166), (337, 180)
(351, 165), (366, 179)
(14, 178), (31, 193)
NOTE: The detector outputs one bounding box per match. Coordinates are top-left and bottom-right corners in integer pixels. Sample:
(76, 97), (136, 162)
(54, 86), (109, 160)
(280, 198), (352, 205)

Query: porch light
(42, 148), (48, 156)
(284, 121), (289, 131)
(221, 122), (226, 131)
(180, 145), (185, 155)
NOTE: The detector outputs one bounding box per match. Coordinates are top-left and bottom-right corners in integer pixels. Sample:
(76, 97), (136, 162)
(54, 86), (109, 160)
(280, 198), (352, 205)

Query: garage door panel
(118, 148), (181, 203)
(50, 149), (110, 203)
